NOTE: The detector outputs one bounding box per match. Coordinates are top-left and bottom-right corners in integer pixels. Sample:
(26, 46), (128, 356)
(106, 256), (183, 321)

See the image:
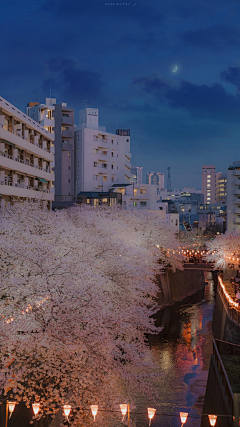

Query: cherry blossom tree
(0, 201), (183, 426)
(205, 230), (240, 269)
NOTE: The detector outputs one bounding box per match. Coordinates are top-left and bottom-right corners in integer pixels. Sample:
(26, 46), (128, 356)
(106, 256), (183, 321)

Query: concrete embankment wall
(213, 284), (240, 345)
(156, 267), (206, 308)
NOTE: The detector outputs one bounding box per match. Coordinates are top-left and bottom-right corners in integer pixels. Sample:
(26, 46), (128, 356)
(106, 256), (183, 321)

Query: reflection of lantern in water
(147, 408), (156, 426)
(63, 405), (71, 420)
(91, 405), (98, 421)
(32, 403), (40, 415)
(120, 404), (128, 421)
(180, 412), (188, 424)
(208, 415), (217, 426)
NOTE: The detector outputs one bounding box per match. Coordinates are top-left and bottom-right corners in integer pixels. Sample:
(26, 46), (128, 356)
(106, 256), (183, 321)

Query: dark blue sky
(2, 0), (240, 188)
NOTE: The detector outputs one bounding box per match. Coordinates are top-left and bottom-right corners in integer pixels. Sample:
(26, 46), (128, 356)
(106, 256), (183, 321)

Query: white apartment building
(111, 183), (179, 231)
(227, 161), (240, 232)
(75, 108), (132, 193)
(0, 96), (55, 208)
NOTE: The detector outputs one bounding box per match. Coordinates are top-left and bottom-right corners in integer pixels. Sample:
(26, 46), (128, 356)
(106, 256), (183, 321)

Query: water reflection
(136, 280), (215, 427)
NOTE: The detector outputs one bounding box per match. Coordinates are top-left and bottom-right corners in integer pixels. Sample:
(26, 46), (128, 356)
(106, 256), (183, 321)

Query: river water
(135, 275), (215, 427)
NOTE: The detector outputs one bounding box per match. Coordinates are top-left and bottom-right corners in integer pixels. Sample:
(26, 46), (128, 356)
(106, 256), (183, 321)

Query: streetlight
(5, 401), (17, 427)
(147, 408), (156, 426)
(90, 405), (98, 422)
(180, 412), (188, 426)
(208, 415), (217, 426)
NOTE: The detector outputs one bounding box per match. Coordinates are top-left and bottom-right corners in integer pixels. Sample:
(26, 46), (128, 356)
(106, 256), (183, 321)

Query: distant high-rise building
(166, 167), (172, 192)
(75, 108), (132, 193)
(131, 167), (143, 184)
(146, 171), (164, 189)
(216, 173), (227, 205)
(27, 98), (75, 202)
(202, 165), (217, 204)
(227, 161), (240, 232)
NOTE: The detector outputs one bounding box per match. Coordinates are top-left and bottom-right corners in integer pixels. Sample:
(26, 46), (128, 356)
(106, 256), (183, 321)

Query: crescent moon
(172, 65), (178, 73)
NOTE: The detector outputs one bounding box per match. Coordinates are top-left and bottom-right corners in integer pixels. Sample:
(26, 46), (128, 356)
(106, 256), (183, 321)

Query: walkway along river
(134, 272), (215, 427)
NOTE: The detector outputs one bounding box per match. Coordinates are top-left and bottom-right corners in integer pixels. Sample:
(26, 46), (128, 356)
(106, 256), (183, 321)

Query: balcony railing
(0, 152), (51, 173)
(0, 123), (51, 153)
(0, 179), (50, 193)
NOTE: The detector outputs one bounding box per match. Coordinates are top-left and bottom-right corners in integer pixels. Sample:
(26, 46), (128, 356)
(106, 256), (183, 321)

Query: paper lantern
(63, 405), (71, 419)
(8, 402), (16, 418)
(208, 415), (217, 426)
(91, 405), (98, 421)
(180, 412), (188, 424)
(147, 408), (156, 426)
(120, 404), (128, 421)
(32, 403), (40, 415)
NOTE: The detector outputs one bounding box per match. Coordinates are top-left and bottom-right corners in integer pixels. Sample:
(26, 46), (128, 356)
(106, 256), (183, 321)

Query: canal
(135, 274), (215, 427)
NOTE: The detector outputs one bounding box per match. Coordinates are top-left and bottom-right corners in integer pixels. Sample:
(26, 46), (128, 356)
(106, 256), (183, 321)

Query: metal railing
(0, 151), (51, 173)
(0, 179), (50, 193)
(212, 338), (234, 414)
(0, 123), (51, 153)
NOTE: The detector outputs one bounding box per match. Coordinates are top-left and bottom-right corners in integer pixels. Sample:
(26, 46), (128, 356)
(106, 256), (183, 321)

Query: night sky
(2, 0), (240, 188)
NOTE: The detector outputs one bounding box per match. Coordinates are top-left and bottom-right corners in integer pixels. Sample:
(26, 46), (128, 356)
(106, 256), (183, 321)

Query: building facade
(0, 95), (54, 208)
(27, 99), (74, 202)
(202, 165), (217, 204)
(75, 108), (132, 193)
(227, 161), (240, 232)
(146, 171), (164, 190)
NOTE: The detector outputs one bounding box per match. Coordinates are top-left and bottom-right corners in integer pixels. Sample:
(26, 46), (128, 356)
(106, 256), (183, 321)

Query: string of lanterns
(4, 400), (220, 426)
(218, 276), (239, 309)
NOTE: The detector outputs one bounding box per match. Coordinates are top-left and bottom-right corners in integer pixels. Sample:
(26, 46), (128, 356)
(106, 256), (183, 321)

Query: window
(111, 152), (114, 157)
(77, 162), (79, 167)
(68, 153), (70, 157)
(111, 139), (113, 144)
(77, 149), (79, 154)
(207, 184), (211, 187)
(140, 189), (147, 194)
(126, 139), (129, 142)
(140, 201), (146, 207)
(134, 201), (137, 207)
(68, 179), (70, 183)
(111, 177), (114, 182)
(102, 163), (108, 168)
(207, 179), (211, 182)
(134, 189), (137, 196)
(77, 135), (79, 141)
(111, 165), (114, 169)
(207, 175), (211, 178)
(117, 141), (118, 145)
(94, 175), (97, 180)
(68, 166), (70, 170)
(103, 176), (107, 182)
(63, 113), (69, 117)
(77, 175), (79, 180)
(94, 162), (98, 167)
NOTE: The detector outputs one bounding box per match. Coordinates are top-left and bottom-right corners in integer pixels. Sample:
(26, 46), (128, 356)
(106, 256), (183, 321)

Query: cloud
(181, 24), (240, 51)
(43, 58), (104, 105)
(133, 73), (240, 123)
(221, 66), (240, 88)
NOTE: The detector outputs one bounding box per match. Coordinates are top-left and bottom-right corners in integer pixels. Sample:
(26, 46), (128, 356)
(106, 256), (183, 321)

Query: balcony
(0, 124), (54, 162)
(234, 207), (240, 214)
(0, 152), (54, 181)
(62, 130), (73, 139)
(40, 118), (55, 128)
(62, 116), (73, 126)
(0, 180), (54, 201)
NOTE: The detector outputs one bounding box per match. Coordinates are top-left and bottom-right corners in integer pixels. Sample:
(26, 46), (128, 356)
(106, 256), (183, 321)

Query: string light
(147, 408), (156, 426)
(218, 277), (239, 309)
(208, 415), (217, 426)
(63, 405), (71, 420)
(90, 405), (98, 421)
(32, 403), (40, 415)
(119, 404), (128, 422)
(180, 412), (188, 424)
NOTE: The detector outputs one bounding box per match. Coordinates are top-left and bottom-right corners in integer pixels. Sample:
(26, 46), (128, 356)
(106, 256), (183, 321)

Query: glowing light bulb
(147, 408), (156, 426)
(32, 403), (40, 415)
(91, 405), (98, 421)
(180, 412), (188, 424)
(208, 414), (217, 426)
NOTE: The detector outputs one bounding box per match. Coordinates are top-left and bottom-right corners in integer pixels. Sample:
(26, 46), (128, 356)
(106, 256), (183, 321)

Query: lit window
(207, 184), (211, 187)
(103, 176), (107, 182)
(68, 153), (70, 157)
(207, 180), (211, 182)
(207, 197), (210, 200)
(207, 175), (211, 178)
